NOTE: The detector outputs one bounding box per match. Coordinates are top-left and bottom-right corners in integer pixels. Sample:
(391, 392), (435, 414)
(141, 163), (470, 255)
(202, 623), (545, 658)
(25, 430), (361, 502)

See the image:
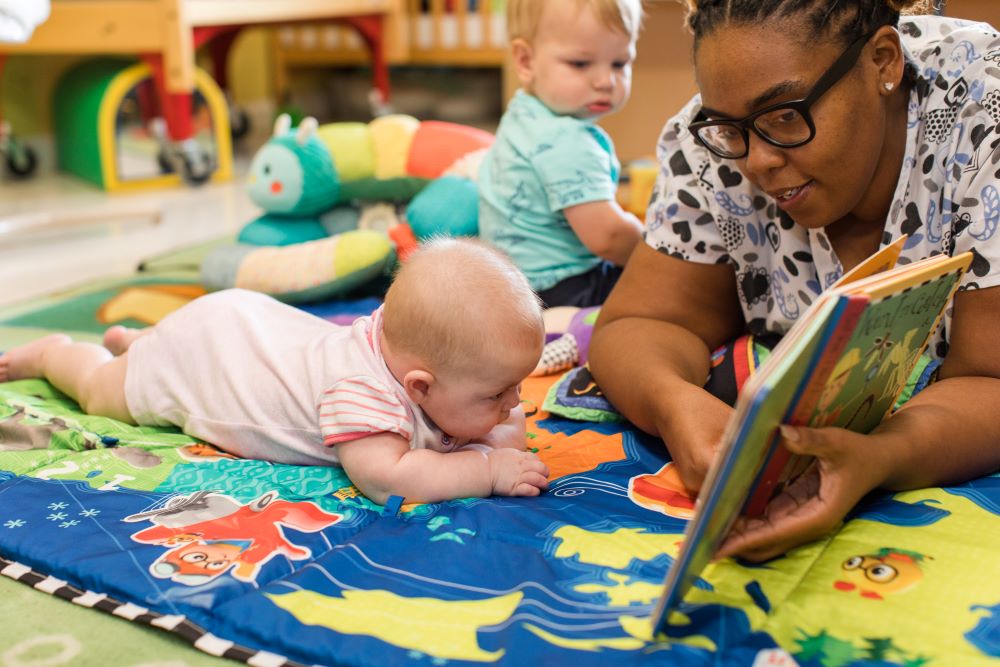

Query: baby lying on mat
(0, 238), (550, 504)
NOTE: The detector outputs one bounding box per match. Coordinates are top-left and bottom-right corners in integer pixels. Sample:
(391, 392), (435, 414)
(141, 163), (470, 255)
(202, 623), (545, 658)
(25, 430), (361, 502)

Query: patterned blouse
(645, 15), (1000, 360)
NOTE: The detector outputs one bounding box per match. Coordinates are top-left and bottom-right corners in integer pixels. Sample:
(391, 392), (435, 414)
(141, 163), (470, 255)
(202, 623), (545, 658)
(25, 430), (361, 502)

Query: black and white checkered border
(870, 267), (965, 306)
(0, 554), (311, 667)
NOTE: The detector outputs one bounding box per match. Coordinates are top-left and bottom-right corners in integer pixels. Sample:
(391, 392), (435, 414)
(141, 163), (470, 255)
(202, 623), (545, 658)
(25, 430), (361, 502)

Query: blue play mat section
(0, 377), (998, 666)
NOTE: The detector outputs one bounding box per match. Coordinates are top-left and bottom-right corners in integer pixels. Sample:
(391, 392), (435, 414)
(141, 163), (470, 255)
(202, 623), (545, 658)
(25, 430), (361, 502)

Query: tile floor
(0, 166), (258, 309)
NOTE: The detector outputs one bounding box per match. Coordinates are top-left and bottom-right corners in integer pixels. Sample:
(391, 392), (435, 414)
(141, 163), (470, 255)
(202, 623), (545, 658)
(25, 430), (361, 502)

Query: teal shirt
(478, 91), (620, 291)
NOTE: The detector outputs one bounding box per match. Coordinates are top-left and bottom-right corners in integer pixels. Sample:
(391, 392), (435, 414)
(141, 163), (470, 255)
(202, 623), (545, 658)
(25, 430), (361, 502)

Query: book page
(832, 235), (907, 287)
(806, 259), (969, 432)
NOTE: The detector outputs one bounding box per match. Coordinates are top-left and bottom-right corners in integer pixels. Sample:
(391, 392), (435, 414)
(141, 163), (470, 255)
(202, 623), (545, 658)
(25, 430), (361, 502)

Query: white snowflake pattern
(59, 520), (80, 529)
(47, 512), (68, 522)
(3, 519), (25, 529)
(79, 509), (100, 518)
(47, 502), (68, 511)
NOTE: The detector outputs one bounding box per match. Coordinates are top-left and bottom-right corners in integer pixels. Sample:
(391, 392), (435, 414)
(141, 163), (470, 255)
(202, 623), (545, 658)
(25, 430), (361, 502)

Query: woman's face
(693, 23), (889, 230)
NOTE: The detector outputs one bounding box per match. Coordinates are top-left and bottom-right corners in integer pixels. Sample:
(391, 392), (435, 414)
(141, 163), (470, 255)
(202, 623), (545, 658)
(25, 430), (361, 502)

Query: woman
(590, 0), (1000, 561)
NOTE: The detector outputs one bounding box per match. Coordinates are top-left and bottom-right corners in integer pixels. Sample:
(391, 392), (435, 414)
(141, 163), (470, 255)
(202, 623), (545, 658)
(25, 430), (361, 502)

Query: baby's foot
(0, 334), (72, 382)
(103, 325), (145, 356)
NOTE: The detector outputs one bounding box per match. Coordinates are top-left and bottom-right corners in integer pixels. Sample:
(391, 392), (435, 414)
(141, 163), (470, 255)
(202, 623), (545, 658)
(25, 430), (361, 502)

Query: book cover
(745, 250), (971, 515)
(650, 247), (971, 633)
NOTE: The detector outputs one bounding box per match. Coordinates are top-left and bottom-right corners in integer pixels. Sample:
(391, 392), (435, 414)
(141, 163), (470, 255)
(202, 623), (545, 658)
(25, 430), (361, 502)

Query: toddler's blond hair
(508, 0), (643, 43)
(382, 238), (544, 377)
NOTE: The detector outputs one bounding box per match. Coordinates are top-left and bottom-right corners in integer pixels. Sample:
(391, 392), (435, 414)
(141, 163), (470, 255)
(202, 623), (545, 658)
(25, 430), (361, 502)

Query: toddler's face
(421, 345), (541, 440)
(519, 1), (635, 119)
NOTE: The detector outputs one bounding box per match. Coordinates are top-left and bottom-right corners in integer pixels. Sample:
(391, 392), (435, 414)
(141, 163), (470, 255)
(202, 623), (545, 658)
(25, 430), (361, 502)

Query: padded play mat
(1, 263), (999, 666)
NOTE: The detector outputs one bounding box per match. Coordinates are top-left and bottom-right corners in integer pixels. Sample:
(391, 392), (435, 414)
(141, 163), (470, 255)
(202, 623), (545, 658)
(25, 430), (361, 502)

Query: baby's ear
(402, 370), (435, 404)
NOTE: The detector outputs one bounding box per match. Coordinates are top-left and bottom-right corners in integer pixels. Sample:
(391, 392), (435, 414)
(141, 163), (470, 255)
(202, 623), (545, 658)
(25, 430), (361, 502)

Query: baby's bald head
(382, 238), (544, 376)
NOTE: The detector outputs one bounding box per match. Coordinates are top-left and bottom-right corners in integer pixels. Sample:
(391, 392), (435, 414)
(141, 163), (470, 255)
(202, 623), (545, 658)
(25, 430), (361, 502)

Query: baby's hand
(478, 405), (528, 451)
(486, 448), (549, 496)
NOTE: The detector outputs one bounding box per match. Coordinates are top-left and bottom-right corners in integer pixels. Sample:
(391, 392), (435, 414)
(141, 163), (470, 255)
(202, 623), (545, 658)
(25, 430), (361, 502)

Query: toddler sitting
(478, 0), (645, 307)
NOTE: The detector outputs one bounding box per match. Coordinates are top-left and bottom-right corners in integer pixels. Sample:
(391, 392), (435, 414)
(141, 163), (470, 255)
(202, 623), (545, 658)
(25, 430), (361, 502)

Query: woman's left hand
(716, 423), (892, 562)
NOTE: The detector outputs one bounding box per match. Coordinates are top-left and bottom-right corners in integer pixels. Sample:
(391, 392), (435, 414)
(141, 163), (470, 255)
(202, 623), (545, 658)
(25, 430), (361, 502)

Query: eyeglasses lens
(696, 107), (812, 158)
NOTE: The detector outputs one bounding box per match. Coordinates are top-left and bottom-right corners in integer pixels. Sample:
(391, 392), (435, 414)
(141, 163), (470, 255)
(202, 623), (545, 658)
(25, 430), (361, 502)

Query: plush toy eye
(181, 552), (208, 563)
(263, 164), (271, 176)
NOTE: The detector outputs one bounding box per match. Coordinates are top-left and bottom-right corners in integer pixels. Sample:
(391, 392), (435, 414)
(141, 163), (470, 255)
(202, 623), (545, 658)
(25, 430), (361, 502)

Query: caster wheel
(168, 138), (214, 185)
(179, 152), (213, 185)
(230, 107), (250, 141)
(7, 143), (37, 178)
(157, 150), (175, 174)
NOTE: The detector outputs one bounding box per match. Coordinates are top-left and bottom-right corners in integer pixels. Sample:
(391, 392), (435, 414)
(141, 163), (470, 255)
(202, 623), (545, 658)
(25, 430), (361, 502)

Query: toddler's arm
(335, 432), (549, 505)
(564, 200), (643, 266)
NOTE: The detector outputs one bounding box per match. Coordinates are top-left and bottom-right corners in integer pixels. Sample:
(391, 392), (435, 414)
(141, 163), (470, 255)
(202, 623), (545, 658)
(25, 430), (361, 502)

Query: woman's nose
(742, 131), (787, 177)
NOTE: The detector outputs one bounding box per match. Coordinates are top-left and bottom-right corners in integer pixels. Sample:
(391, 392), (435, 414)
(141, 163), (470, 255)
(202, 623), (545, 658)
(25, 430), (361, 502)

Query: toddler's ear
(511, 38), (535, 87)
(402, 370), (435, 404)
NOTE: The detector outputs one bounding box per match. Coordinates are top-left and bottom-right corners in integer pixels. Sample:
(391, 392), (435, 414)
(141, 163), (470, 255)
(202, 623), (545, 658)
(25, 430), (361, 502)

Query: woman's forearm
(871, 376), (1000, 491)
(590, 316), (715, 436)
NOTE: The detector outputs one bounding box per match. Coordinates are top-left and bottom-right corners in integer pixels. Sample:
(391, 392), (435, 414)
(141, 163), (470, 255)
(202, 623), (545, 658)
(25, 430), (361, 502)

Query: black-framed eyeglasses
(688, 30), (875, 159)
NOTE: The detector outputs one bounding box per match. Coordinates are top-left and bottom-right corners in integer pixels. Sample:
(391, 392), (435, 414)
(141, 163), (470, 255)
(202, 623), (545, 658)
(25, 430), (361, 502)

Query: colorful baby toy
(201, 113), (494, 303)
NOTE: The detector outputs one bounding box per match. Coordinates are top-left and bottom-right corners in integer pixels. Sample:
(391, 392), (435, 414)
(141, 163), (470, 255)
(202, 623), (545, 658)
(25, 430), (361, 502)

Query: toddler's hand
(486, 448), (549, 496)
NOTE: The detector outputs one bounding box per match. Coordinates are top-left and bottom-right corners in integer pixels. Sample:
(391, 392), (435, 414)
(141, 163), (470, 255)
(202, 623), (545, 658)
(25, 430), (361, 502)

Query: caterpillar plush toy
(201, 114), (494, 303)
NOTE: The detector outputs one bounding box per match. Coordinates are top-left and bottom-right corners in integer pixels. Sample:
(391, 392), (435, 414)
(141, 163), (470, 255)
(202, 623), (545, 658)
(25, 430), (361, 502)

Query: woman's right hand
(653, 383), (734, 493)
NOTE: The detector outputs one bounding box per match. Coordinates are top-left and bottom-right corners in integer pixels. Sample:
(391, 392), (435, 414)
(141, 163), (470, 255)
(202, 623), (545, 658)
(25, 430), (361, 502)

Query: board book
(651, 240), (971, 632)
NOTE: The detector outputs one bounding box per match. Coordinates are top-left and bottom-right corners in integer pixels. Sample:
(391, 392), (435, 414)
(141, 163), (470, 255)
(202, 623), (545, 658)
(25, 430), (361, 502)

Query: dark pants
(703, 334), (782, 406)
(537, 261), (624, 308)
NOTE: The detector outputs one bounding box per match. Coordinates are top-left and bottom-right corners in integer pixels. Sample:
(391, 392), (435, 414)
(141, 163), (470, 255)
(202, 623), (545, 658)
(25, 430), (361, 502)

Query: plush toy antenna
(273, 114), (292, 137)
(296, 117), (319, 146)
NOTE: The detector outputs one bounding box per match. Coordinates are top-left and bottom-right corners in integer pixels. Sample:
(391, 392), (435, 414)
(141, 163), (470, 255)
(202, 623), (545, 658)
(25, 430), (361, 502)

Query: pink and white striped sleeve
(318, 376), (414, 446)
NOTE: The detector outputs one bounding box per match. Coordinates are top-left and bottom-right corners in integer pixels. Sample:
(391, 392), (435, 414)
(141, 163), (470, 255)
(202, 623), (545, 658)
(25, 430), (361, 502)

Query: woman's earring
(883, 82), (894, 92)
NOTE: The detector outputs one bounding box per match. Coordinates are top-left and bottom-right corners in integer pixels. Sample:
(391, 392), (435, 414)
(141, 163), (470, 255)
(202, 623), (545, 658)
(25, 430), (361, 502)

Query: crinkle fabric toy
(532, 306), (602, 376)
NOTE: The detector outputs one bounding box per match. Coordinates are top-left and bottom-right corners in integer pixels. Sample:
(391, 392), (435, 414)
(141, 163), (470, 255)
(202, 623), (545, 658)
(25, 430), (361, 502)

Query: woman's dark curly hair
(679, 0), (939, 46)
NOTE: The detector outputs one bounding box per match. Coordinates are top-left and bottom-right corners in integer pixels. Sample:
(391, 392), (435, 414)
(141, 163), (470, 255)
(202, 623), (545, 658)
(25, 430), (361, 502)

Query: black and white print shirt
(645, 15), (1000, 359)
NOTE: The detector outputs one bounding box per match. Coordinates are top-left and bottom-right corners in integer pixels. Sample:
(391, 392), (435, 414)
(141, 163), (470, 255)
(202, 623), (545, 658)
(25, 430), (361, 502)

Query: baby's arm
(475, 404), (528, 451)
(564, 200), (643, 266)
(335, 432), (549, 505)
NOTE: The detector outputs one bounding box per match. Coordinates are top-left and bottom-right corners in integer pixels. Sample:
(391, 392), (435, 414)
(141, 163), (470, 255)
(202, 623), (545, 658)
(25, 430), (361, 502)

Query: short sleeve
(532, 122), (619, 211)
(947, 122), (1000, 292)
(644, 113), (730, 264)
(318, 376), (413, 446)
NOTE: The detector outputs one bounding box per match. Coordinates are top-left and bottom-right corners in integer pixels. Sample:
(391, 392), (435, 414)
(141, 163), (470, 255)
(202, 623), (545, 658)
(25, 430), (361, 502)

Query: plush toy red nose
(270, 181), (283, 194)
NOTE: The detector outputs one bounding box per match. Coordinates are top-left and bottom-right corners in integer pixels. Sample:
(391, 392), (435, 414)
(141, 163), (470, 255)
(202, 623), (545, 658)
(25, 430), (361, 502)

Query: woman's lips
(773, 181), (813, 210)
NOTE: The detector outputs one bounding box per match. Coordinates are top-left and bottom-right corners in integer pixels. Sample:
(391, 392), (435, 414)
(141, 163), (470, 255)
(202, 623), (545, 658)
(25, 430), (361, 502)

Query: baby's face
(421, 344), (541, 440)
(521, 0), (635, 119)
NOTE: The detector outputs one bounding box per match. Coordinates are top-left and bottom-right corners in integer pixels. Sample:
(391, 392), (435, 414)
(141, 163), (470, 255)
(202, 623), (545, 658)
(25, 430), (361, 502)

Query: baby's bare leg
(103, 325), (150, 356)
(0, 335), (134, 423)
(0, 334), (71, 381)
